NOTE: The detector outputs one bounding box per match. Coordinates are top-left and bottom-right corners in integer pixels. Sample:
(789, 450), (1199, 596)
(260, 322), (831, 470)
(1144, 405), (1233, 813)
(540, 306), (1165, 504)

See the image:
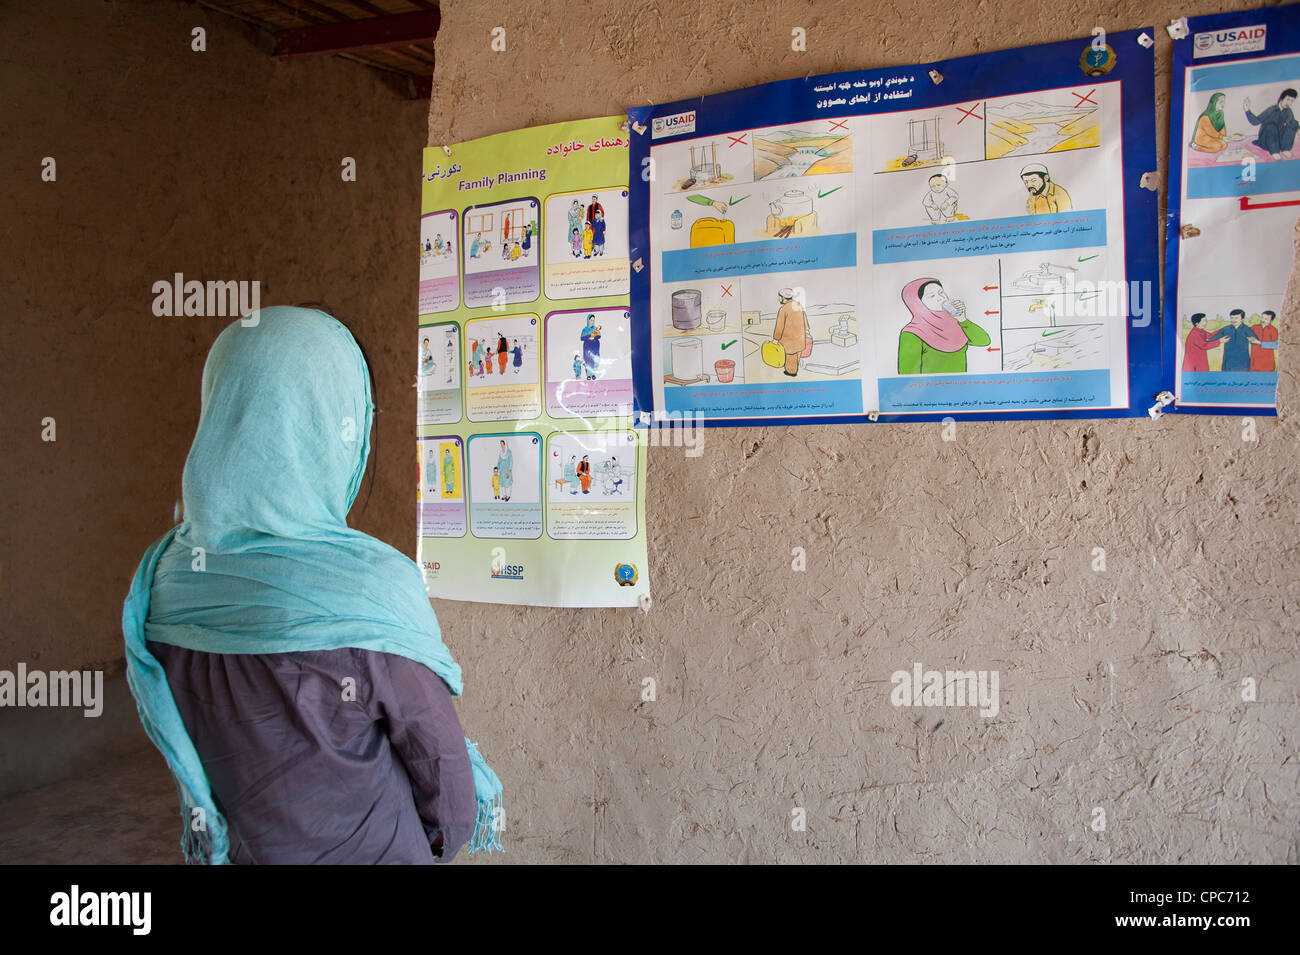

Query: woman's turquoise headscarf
(122, 306), (502, 863)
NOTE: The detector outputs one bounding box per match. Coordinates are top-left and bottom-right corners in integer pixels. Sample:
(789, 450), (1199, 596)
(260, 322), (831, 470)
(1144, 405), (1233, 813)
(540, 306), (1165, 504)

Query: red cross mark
(955, 103), (982, 125)
(727, 133), (748, 147)
(720, 284), (734, 298)
(828, 119), (849, 132)
(1071, 88), (1098, 108)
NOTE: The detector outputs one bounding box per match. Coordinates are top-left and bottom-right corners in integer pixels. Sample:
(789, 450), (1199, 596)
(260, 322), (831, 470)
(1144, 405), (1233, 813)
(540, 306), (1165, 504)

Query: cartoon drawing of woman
(470, 338), (483, 376)
(568, 199), (583, 240)
(580, 315), (601, 379)
(442, 447), (455, 496)
(1245, 89), (1299, 158)
(420, 337), (435, 376)
(563, 454), (578, 494)
(897, 277), (990, 374)
(496, 440), (513, 502)
(570, 227), (582, 257)
(1191, 92), (1234, 153)
(521, 223), (532, 256)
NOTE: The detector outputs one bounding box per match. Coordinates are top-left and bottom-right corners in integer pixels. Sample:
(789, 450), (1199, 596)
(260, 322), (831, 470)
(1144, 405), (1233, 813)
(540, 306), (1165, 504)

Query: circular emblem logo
(1080, 44), (1117, 76)
(614, 563), (638, 586)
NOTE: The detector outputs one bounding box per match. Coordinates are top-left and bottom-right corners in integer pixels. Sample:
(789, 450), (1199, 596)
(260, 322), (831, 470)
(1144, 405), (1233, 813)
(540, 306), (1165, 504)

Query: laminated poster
(629, 30), (1161, 425)
(417, 116), (649, 607)
(1164, 3), (1297, 414)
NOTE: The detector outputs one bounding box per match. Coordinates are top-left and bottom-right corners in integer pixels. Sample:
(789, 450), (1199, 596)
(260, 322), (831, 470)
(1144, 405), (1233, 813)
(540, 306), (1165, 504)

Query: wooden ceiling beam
(275, 9), (442, 58)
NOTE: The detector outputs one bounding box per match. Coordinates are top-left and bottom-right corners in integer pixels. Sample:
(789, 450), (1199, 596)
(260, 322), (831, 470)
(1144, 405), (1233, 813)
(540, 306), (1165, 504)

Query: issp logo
(489, 548), (524, 581)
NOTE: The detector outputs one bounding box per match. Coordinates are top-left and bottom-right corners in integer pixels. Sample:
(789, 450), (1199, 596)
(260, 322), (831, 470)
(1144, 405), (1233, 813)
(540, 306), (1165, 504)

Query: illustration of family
(557, 453), (625, 495)
(896, 277), (991, 375)
(467, 333), (525, 377)
(1192, 88), (1298, 160)
(919, 164), (1070, 224)
(567, 195), (608, 259)
(468, 213), (537, 261)
(1182, 310), (1279, 372)
(572, 314), (602, 379)
(421, 234), (454, 259)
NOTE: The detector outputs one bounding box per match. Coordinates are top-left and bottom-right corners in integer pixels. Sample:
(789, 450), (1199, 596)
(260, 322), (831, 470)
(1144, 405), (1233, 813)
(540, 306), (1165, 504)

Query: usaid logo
(652, 111), (696, 139)
(1193, 24), (1266, 58)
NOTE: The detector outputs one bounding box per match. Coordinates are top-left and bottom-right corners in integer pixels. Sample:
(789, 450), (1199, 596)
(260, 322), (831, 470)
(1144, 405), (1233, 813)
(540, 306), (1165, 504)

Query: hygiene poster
(628, 30), (1160, 426)
(417, 116), (649, 607)
(1164, 4), (1298, 414)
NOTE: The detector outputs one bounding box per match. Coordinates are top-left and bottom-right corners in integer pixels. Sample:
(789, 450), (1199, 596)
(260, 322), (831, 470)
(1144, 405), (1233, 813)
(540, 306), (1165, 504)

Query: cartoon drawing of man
(922, 173), (959, 223)
(1250, 310), (1279, 371)
(1207, 309), (1261, 372)
(586, 194), (605, 227)
(1181, 313), (1222, 372)
(1021, 163), (1072, 214)
(773, 287), (810, 377)
(1244, 89), (1299, 159)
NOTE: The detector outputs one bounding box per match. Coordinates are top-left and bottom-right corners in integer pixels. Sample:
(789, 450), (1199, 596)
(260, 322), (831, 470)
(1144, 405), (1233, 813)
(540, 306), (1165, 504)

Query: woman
(1191, 92), (1231, 153)
(897, 277), (990, 374)
(563, 454), (578, 493)
(122, 306), (502, 864)
(581, 315), (601, 379)
(496, 439), (513, 502)
(577, 455), (592, 494)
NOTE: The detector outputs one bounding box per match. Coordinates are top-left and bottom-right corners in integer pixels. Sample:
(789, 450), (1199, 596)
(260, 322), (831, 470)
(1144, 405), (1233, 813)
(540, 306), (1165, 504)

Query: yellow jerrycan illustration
(689, 216), (735, 248)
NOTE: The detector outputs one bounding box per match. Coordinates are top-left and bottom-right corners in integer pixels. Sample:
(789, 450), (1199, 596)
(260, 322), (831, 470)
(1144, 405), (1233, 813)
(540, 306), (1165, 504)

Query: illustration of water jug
(670, 210), (683, 230)
(769, 189), (813, 219)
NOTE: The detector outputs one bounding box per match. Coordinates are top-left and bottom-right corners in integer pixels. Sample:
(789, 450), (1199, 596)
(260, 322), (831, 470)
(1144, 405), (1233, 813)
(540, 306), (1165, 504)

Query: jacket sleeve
(375, 653), (479, 862)
(898, 331), (923, 374)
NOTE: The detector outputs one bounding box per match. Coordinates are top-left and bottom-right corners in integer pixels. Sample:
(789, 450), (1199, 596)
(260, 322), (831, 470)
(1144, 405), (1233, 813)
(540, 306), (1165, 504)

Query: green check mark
(1042, 329), (1067, 337)
(1078, 254), (1099, 262)
(817, 187), (843, 198)
(721, 340), (738, 350)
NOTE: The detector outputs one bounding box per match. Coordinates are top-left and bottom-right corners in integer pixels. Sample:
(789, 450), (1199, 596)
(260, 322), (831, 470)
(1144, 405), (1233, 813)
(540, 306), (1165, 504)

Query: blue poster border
(1164, 4), (1298, 417)
(629, 29), (1160, 427)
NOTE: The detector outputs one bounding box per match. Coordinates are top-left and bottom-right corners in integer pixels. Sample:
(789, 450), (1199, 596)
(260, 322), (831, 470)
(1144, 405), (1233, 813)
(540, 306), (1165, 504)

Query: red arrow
(984, 309), (1000, 316)
(987, 346), (1001, 352)
(982, 284), (999, 291)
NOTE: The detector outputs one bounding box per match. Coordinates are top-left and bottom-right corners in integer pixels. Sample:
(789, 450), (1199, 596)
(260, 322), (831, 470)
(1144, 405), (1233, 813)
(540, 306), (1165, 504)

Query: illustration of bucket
(706, 308), (726, 331)
(801, 336), (814, 358)
(671, 337), (704, 380)
(714, 359), (735, 383)
(671, 289), (702, 330)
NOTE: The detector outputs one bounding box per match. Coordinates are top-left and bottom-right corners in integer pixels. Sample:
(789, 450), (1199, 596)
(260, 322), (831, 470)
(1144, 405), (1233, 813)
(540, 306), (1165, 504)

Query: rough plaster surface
(426, 1), (1299, 863)
(0, 0), (1295, 863)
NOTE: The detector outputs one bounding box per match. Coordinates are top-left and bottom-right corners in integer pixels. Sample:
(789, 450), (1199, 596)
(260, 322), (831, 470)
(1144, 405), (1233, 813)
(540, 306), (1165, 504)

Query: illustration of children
(896, 277), (990, 374)
(1020, 163), (1072, 214)
(1244, 89), (1299, 159)
(570, 227), (582, 257)
(582, 222), (594, 259)
(434, 234), (443, 253)
(484, 341), (494, 374)
(922, 173), (959, 223)
(592, 210), (607, 256)
(573, 353), (583, 379)
(509, 241), (522, 261)
(1181, 313), (1222, 372)
(586, 194), (605, 226)
(492, 466), (500, 499)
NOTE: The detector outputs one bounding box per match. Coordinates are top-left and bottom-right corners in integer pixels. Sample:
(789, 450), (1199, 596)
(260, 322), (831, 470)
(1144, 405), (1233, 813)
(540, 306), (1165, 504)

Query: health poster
(628, 30), (1160, 426)
(1164, 4), (1297, 414)
(417, 116), (649, 607)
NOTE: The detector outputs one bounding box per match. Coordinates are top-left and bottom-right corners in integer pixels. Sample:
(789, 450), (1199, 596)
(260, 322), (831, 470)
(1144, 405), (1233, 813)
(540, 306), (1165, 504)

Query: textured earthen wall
(425, 0), (1299, 862)
(2, 0), (1296, 862)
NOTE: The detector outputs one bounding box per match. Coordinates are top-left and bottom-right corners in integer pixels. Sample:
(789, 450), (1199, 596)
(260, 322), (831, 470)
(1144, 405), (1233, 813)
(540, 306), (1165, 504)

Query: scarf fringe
(467, 792), (504, 854)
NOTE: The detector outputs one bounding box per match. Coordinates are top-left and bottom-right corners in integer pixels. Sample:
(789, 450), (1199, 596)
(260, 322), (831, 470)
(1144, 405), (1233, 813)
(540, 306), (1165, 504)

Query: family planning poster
(417, 116), (649, 607)
(1165, 4), (1295, 414)
(629, 30), (1161, 425)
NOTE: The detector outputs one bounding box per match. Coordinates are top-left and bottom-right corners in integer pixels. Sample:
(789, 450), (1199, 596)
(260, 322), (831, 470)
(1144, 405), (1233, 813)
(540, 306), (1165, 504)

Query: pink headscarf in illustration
(900, 277), (969, 353)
